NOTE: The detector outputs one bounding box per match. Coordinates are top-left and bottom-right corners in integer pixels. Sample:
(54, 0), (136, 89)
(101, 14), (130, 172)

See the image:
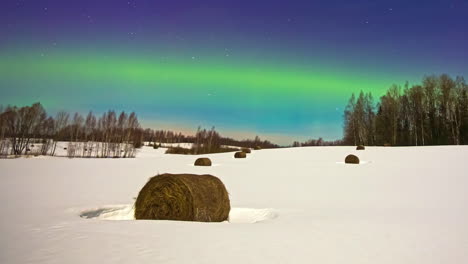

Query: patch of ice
(80, 205), (134, 220)
(228, 208), (278, 224)
(80, 205), (277, 223)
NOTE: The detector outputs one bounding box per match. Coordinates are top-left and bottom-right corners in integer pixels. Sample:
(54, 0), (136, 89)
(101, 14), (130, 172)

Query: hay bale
(194, 157), (212, 166)
(153, 145), (159, 149)
(134, 173), (230, 222)
(345, 154), (360, 164)
(356, 145), (365, 150)
(254, 146), (261, 150)
(234, 151), (247, 158)
(384, 143), (391, 147)
(241, 148), (251, 153)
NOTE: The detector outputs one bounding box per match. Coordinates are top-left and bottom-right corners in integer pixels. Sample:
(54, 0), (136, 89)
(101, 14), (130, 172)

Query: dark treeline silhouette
(292, 138), (344, 147)
(0, 103), (142, 158)
(344, 74), (468, 146)
(144, 126), (278, 154)
(0, 103), (278, 158)
(217, 135), (278, 149)
(165, 127), (239, 154)
(142, 129), (188, 144)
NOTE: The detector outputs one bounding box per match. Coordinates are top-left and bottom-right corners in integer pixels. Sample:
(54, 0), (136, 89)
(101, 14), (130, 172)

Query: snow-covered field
(1, 146), (467, 264)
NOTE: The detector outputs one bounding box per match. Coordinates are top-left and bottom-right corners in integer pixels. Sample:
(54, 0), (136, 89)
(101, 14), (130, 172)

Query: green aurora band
(0, 51), (410, 142)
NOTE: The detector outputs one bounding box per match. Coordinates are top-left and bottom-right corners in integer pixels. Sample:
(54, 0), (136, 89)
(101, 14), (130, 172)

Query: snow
(1, 146), (468, 263)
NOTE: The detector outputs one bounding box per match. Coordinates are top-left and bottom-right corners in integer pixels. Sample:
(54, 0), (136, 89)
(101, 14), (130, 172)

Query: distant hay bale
(153, 145), (159, 149)
(345, 154), (360, 164)
(384, 143), (391, 147)
(241, 148), (251, 153)
(194, 157), (212, 166)
(254, 146), (261, 150)
(234, 151), (247, 158)
(134, 173), (230, 222)
(356, 145), (365, 150)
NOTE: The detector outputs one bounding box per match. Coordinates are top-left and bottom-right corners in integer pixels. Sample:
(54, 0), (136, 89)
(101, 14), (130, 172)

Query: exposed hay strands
(194, 157), (212, 166)
(345, 154), (360, 164)
(134, 173), (230, 222)
(234, 151), (247, 158)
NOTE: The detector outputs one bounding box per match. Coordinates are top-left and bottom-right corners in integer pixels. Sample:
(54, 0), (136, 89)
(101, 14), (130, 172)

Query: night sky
(1, 0), (467, 144)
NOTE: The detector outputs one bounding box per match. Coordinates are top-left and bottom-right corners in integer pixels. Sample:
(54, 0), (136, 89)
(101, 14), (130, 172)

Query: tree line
(292, 138), (344, 147)
(0, 103), (142, 158)
(0, 102), (279, 158)
(145, 126), (278, 154)
(343, 74), (468, 146)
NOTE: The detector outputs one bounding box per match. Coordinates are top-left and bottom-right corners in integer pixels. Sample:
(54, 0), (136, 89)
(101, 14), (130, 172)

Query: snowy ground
(1, 146), (468, 264)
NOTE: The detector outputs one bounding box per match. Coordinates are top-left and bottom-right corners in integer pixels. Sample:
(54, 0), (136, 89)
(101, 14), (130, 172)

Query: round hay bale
(234, 151), (247, 158)
(241, 148), (251, 153)
(384, 143), (391, 147)
(194, 157), (212, 166)
(345, 154), (360, 164)
(153, 145), (159, 149)
(134, 173), (230, 222)
(254, 146), (261, 150)
(356, 145), (365, 150)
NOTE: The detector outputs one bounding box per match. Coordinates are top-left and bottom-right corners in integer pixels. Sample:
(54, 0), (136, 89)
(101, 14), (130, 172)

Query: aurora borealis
(1, 1), (467, 144)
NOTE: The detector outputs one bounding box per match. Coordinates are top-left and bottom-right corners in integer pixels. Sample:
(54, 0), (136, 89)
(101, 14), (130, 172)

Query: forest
(0, 103), (142, 158)
(1, 73), (466, 157)
(0, 103), (277, 158)
(343, 74), (468, 146)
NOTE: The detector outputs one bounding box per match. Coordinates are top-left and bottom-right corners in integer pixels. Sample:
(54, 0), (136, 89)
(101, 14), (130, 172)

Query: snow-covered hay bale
(345, 154), (360, 164)
(234, 151), (247, 158)
(241, 148), (251, 153)
(194, 157), (212, 166)
(134, 173), (230, 222)
(356, 145), (365, 150)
